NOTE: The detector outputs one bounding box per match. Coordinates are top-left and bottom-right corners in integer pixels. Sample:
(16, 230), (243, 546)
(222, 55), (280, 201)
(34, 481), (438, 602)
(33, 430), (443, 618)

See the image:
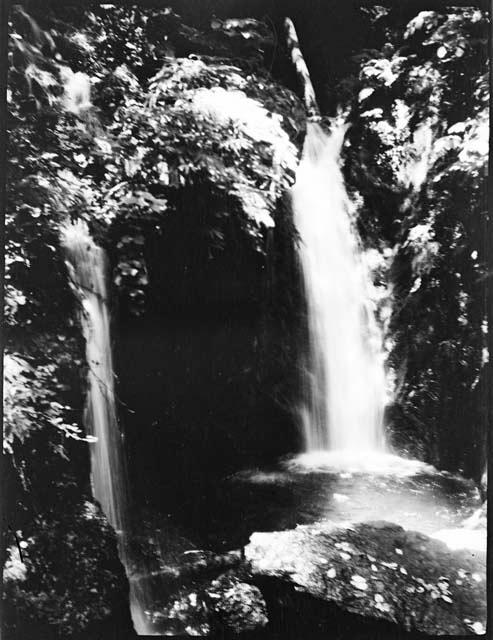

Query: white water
(432, 503), (487, 553)
(60, 67), (92, 114)
(285, 450), (435, 477)
(292, 122), (388, 453)
(61, 220), (153, 635)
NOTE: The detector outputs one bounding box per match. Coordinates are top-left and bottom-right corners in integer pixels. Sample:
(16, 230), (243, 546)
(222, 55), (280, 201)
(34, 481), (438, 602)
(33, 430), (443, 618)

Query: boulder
(245, 520), (486, 636)
(205, 572), (268, 634)
(147, 572), (268, 635)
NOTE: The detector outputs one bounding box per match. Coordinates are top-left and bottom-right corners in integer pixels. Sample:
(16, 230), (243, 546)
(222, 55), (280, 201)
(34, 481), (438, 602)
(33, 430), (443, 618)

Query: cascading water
(292, 122), (388, 453)
(61, 220), (153, 635)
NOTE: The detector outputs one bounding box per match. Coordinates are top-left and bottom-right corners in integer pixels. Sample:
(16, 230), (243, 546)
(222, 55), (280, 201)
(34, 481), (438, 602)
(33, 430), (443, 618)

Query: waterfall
(292, 122), (387, 453)
(60, 220), (153, 635)
(60, 67), (92, 114)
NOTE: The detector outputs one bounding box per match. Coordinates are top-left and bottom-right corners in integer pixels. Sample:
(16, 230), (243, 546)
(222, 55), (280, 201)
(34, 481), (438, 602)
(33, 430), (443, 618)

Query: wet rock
(206, 573), (268, 634)
(152, 587), (211, 636)
(150, 572), (268, 636)
(245, 520), (486, 636)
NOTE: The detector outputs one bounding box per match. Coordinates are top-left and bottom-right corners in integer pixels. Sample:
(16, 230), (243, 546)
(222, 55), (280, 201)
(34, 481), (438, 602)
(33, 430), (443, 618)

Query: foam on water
(431, 528), (486, 553)
(284, 450), (437, 477)
(225, 452), (483, 555)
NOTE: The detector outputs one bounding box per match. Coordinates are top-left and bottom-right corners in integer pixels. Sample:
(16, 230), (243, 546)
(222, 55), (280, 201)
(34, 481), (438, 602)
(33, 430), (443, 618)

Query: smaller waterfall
(61, 221), (125, 530)
(292, 122), (388, 453)
(60, 67), (92, 114)
(61, 220), (153, 635)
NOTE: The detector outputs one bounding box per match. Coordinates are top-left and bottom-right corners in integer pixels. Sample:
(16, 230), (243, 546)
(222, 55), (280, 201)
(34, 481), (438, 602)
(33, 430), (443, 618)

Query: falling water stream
(61, 221), (153, 635)
(292, 122), (387, 453)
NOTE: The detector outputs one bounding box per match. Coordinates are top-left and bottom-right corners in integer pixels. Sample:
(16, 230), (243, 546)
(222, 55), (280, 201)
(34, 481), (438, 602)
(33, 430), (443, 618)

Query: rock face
(245, 521), (486, 636)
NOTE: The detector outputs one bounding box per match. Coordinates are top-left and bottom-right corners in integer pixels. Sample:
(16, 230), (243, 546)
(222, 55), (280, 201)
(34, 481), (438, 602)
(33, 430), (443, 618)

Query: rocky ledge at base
(244, 521), (486, 637)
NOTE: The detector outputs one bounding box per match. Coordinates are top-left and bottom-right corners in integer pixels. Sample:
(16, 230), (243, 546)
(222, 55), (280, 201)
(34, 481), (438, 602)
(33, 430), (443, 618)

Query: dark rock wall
(113, 150), (304, 509)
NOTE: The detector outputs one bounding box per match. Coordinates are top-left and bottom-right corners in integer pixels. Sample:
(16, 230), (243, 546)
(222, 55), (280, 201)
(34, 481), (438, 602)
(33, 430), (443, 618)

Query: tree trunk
(284, 17), (320, 120)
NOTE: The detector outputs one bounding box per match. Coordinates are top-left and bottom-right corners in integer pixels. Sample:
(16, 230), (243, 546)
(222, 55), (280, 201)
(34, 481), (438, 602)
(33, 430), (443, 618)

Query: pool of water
(136, 451), (484, 555)
(128, 451), (485, 634)
(203, 452), (482, 548)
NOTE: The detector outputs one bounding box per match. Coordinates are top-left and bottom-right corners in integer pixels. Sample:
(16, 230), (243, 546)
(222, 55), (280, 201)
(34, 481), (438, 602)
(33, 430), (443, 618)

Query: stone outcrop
(245, 520), (486, 636)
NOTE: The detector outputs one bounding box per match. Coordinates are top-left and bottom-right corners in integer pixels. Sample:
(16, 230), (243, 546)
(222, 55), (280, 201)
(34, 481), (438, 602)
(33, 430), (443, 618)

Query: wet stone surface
(245, 520), (486, 636)
(142, 571), (268, 636)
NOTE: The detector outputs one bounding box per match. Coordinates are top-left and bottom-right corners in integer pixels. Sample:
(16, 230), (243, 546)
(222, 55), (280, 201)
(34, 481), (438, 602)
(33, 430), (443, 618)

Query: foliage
(102, 56), (300, 311)
(343, 7), (488, 474)
(7, 5), (100, 331)
(3, 502), (131, 637)
(2, 332), (93, 518)
(5, 6), (96, 482)
(7, 4), (303, 318)
(8, 4), (59, 110)
(3, 351), (90, 456)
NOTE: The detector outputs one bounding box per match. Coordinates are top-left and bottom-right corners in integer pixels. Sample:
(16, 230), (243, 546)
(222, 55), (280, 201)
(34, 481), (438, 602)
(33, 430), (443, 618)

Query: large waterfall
(61, 221), (153, 635)
(292, 122), (388, 453)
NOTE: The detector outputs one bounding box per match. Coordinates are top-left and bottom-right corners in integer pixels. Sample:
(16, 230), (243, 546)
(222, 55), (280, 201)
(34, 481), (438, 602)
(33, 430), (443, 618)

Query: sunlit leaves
(8, 5), (59, 110)
(3, 352), (88, 456)
(111, 59), (299, 234)
(347, 7), (488, 471)
(100, 49), (301, 313)
(4, 504), (127, 636)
